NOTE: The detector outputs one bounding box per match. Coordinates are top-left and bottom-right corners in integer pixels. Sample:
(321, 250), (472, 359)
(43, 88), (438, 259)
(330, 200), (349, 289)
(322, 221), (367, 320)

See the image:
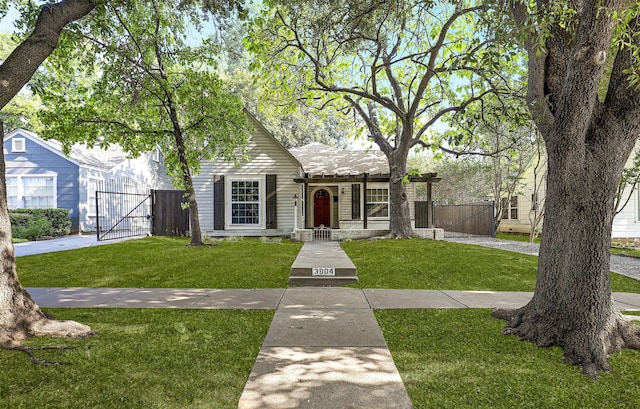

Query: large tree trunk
(495, 0), (640, 377)
(0, 124), (93, 351)
(494, 123), (640, 377)
(0, 1), (97, 355)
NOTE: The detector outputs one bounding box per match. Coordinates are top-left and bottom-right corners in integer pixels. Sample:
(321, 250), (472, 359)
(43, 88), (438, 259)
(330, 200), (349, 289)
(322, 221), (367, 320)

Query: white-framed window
(366, 188), (389, 218)
(501, 196), (519, 220)
(6, 177), (18, 209)
(230, 179), (261, 225)
(152, 146), (161, 162)
(11, 138), (25, 152)
(87, 178), (101, 216)
(6, 175), (57, 209)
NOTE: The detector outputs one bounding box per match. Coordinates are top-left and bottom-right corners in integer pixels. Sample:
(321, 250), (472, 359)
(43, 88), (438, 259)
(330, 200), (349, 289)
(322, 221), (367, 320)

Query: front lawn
(0, 308), (273, 409)
(17, 236), (302, 288)
(377, 309), (640, 409)
(7, 236), (640, 408)
(341, 239), (640, 293)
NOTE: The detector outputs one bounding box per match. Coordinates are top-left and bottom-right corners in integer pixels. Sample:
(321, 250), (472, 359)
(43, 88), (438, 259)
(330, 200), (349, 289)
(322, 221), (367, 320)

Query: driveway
(14, 234), (140, 257)
(446, 236), (640, 281)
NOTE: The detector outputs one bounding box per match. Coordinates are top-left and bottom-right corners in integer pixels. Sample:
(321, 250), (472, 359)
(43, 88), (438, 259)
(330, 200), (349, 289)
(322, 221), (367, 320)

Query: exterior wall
(193, 114), (303, 236)
(3, 131), (81, 232)
(329, 181), (418, 230)
(291, 228), (444, 241)
(497, 160), (546, 235)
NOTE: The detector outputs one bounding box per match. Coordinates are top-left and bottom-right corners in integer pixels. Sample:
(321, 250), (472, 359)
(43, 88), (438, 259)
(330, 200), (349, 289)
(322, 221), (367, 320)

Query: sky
(0, 6), (19, 33)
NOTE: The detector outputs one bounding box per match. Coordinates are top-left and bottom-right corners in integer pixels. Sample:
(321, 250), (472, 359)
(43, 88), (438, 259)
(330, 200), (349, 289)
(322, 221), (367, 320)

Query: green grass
(341, 239), (640, 293)
(496, 232), (542, 243)
(0, 308), (273, 409)
(377, 309), (640, 409)
(17, 236), (302, 288)
(611, 247), (640, 258)
(8, 237), (640, 408)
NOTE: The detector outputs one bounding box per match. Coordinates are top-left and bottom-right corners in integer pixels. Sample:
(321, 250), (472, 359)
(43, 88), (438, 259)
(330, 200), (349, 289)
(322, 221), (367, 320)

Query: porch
(290, 227), (444, 242)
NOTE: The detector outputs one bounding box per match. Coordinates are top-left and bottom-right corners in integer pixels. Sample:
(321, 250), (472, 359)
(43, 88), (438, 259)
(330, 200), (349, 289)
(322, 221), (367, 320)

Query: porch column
(427, 181), (433, 228)
(363, 173), (368, 229)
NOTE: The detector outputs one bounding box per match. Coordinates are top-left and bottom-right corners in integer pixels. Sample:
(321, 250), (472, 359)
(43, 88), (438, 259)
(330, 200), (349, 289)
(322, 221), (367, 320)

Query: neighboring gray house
(193, 111), (442, 241)
(3, 128), (172, 233)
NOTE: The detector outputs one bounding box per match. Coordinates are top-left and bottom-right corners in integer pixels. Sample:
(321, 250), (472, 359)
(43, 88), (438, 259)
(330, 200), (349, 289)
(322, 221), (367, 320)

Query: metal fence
(96, 178), (151, 241)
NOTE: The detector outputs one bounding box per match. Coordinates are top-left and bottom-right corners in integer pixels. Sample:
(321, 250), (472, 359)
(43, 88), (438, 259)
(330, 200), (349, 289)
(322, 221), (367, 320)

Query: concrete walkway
(27, 287), (640, 312)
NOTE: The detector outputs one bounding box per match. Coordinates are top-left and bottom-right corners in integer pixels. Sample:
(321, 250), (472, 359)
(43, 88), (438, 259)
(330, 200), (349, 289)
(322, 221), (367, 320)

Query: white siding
(613, 146), (640, 239)
(193, 114), (303, 236)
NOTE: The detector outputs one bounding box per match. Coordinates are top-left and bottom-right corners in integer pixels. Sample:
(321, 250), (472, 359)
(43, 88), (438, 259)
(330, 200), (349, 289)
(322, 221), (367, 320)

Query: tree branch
(0, 0), (97, 109)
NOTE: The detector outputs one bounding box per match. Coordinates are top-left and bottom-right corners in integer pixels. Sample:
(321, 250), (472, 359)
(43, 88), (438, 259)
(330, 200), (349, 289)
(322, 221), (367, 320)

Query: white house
(499, 143), (640, 240)
(193, 111), (442, 241)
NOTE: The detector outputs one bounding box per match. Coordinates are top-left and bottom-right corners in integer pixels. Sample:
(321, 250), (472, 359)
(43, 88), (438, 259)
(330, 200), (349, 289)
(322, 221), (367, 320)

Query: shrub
(10, 209), (71, 240)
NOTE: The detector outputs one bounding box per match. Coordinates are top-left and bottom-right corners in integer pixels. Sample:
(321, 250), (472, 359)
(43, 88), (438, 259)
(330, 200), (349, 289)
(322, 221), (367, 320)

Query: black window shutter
(351, 184), (361, 220)
(213, 175), (225, 230)
(266, 174), (277, 229)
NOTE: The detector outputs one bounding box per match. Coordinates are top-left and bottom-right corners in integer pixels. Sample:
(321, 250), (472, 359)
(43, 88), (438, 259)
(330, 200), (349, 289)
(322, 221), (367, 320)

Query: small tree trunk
(168, 105), (206, 247)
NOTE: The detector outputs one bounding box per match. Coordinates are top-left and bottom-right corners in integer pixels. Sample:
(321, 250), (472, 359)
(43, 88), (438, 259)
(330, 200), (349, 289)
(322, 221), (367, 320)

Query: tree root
(492, 306), (640, 378)
(1, 342), (75, 365)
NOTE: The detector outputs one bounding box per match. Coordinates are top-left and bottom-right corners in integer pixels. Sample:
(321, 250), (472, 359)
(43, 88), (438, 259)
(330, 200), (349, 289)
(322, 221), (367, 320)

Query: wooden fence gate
(433, 202), (495, 238)
(151, 190), (190, 237)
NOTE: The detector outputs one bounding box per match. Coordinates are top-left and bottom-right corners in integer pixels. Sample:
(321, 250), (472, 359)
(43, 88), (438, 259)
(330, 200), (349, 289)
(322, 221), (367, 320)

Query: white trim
(6, 174), (58, 209)
(11, 138), (25, 152)
(360, 183), (391, 221)
(310, 186), (334, 228)
(226, 176), (265, 229)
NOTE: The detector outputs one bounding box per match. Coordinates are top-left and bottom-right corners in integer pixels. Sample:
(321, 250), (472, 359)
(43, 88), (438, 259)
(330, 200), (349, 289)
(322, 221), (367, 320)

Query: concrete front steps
(288, 241), (358, 286)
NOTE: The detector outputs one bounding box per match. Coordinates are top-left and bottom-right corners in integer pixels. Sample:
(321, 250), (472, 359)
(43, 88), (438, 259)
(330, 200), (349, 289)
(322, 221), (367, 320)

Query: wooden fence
(433, 202), (495, 237)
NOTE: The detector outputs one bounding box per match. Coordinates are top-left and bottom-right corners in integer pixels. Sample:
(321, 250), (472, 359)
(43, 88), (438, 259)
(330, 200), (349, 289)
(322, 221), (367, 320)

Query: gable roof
(4, 128), (129, 171)
(243, 109), (303, 170)
(289, 142), (389, 177)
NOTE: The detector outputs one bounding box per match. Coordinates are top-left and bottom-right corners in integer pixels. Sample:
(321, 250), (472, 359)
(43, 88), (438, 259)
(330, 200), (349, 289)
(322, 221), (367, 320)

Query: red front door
(314, 189), (331, 227)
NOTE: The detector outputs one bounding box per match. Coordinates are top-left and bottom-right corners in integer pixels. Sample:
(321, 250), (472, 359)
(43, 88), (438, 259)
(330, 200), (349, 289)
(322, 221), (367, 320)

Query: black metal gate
(433, 202), (495, 238)
(96, 190), (152, 241)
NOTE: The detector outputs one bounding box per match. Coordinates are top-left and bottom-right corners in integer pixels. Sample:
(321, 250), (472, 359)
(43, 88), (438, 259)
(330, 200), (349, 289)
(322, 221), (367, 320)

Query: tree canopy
(247, 0), (524, 237)
(36, 0), (250, 246)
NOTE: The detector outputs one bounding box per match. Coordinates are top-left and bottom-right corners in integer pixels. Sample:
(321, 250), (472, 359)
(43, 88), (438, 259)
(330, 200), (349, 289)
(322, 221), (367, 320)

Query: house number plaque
(312, 267), (335, 276)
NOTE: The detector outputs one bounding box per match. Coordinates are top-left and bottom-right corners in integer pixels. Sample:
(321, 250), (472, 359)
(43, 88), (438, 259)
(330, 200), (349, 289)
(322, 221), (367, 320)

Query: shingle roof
(289, 142), (389, 177)
(46, 139), (128, 171)
(5, 128), (129, 171)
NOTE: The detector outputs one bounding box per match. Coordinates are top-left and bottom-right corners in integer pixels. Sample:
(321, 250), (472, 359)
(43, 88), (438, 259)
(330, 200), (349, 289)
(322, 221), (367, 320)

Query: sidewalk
(27, 287), (640, 312)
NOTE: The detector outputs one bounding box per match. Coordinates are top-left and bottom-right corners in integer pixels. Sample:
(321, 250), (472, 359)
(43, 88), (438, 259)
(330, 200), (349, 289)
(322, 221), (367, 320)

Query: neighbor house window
(501, 196), (519, 220)
(6, 176), (56, 209)
(231, 180), (260, 225)
(88, 178), (100, 216)
(11, 138), (25, 152)
(366, 188), (389, 218)
(23, 177), (56, 208)
(6, 177), (18, 209)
